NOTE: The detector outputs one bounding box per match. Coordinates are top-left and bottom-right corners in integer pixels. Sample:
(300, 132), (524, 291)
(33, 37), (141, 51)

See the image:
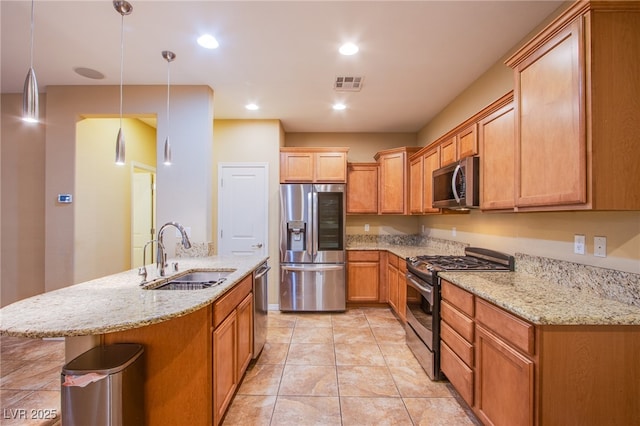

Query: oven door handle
(406, 272), (434, 304)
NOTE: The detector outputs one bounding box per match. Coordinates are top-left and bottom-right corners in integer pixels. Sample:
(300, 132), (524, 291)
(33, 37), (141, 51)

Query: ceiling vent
(334, 76), (364, 92)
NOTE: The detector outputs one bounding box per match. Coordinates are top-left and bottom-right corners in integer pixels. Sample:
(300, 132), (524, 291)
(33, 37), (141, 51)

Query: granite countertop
(346, 242), (455, 259)
(0, 254), (268, 338)
(439, 271), (640, 326)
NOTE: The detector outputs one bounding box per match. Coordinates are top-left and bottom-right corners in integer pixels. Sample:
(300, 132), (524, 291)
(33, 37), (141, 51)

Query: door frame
(217, 162), (269, 256)
(131, 161), (156, 267)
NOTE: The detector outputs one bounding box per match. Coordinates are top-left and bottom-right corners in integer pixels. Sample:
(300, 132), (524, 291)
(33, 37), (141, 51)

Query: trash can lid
(62, 343), (144, 375)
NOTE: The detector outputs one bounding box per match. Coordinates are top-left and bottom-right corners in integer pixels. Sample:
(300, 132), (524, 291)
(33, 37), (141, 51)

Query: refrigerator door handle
(311, 189), (318, 257)
(281, 264), (344, 272)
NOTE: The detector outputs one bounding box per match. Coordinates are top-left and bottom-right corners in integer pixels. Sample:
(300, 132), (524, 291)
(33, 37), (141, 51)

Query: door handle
(251, 243), (263, 249)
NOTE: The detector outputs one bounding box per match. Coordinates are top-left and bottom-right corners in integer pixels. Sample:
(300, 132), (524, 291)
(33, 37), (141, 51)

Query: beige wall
(43, 85), (212, 293)
(1, 94), (46, 307)
(213, 119), (284, 304)
(286, 132), (417, 162)
(74, 118), (156, 283)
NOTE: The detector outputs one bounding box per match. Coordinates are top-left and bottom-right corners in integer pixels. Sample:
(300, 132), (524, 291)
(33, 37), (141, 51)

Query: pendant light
(22, 0), (38, 123)
(162, 50), (176, 165)
(114, 1), (133, 165)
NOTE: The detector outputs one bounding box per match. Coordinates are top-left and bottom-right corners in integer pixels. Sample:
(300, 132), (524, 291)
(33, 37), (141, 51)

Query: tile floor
(223, 307), (477, 425)
(0, 336), (63, 426)
(0, 307), (478, 425)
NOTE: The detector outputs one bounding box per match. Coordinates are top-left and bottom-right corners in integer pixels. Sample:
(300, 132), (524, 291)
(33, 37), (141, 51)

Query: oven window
(407, 286), (433, 333)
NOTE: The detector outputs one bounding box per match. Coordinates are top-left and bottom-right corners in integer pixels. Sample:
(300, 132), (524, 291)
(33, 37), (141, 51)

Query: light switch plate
(574, 234), (585, 255)
(594, 236), (607, 257)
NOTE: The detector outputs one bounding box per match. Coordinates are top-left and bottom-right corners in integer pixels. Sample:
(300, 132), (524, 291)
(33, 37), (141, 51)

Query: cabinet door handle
(251, 243), (263, 249)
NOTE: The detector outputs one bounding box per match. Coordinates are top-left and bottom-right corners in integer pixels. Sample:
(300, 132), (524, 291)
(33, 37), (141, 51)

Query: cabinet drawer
(441, 321), (474, 367)
(475, 299), (534, 356)
(441, 280), (474, 317)
(441, 300), (474, 342)
(347, 251), (379, 262)
(441, 341), (473, 406)
(214, 275), (252, 328)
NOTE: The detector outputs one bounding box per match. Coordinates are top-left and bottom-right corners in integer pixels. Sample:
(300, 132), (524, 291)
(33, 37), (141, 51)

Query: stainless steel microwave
(432, 156), (479, 210)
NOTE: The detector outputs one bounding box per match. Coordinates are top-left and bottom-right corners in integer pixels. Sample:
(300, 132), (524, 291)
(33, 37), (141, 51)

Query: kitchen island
(0, 254), (268, 426)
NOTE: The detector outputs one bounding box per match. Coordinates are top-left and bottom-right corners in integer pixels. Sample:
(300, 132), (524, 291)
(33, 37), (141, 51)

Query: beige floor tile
(237, 364), (283, 396)
(267, 312), (297, 328)
(291, 327), (333, 344)
(333, 326), (376, 345)
(389, 366), (453, 398)
(379, 344), (423, 368)
(271, 396), (341, 425)
(0, 390), (60, 426)
(404, 397), (476, 425)
(337, 365), (399, 397)
(266, 327), (293, 344)
(255, 342), (289, 365)
(279, 365), (338, 396)
(340, 396), (413, 425)
(332, 314), (370, 328)
(286, 343), (335, 366)
(1, 361), (63, 391)
(366, 314), (404, 328)
(371, 325), (407, 345)
(294, 313), (333, 328)
(1, 361), (31, 378)
(0, 338), (64, 362)
(221, 394), (275, 425)
(334, 343), (386, 366)
(0, 389), (30, 407)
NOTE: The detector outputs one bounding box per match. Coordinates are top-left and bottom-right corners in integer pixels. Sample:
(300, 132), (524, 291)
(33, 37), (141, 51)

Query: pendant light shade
(22, 0), (38, 123)
(162, 50), (176, 165)
(114, 1), (133, 165)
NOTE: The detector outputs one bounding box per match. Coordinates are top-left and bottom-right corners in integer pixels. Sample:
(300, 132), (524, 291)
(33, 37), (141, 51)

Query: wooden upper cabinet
(347, 163), (379, 214)
(280, 147), (348, 183)
(440, 136), (457, 166)
(479, 96), (515, 211)
(375, 147), (420, 214)
(409, 156), (423, 214)
(457, 124), (478, 159)
(506, 1), (640, 211)
(409, 146), (440, 214)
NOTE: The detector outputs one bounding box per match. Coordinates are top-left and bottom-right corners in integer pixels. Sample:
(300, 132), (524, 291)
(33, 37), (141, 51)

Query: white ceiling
(1, 0), (563, 133)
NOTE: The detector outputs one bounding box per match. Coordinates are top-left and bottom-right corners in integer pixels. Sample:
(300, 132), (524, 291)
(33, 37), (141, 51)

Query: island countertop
(0, 254), (268, 338)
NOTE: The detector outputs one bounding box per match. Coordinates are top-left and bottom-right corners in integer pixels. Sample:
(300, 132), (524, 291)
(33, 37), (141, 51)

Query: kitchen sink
(145, 269), (235, 290)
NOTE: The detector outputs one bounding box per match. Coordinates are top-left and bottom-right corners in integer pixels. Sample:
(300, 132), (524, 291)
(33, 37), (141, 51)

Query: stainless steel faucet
(138, 239), (165, 285)
(156, 222), (192, 277)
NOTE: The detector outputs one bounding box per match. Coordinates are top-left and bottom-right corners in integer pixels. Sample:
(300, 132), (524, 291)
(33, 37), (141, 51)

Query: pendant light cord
(166, 56), (171, 137)
(119, 12), (125, 129)
(29, 0), (35, 69)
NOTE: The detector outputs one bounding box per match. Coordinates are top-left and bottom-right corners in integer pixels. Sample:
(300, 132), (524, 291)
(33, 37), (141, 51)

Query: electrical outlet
(574, 234), (585, 255)
(452, 227), (457, 237)
(594, 236), (607, 257)
(364, 224), (370, 232)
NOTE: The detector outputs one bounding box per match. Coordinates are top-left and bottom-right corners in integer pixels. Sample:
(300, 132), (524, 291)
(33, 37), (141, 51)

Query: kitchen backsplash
(176, 242), (215, 258)
(516, 253), (640, 308)
(346, 234), (468, 256)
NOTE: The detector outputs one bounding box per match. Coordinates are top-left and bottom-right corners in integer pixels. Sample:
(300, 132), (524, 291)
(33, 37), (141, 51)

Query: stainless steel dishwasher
(252, 261), (270, 359)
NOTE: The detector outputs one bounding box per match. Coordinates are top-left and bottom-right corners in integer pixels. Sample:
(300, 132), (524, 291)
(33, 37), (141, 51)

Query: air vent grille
(334, 76), (364, 92)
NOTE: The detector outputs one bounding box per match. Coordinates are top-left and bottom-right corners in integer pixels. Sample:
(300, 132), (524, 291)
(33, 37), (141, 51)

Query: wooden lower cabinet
(475, 324), (534, 426)
(441, 279), (640, 426)
(213, 311), (237, 425)
(386, 253), (406, 321)
(347, 251), (381, 302)
(236, 294), (253, 376)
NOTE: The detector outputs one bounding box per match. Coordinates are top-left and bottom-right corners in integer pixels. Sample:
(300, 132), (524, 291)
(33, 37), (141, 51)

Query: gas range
(406, 247), (514, 283)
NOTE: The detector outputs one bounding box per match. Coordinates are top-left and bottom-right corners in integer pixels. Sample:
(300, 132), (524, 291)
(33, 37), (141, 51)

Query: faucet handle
(138, 266), (148, 284)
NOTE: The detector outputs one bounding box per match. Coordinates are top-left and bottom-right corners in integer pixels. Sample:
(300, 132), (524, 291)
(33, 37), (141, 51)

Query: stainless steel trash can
(61, 343), (144, 426)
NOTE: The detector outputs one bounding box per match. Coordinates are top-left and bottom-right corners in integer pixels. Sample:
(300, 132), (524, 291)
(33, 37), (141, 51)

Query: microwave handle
(452, 164), (463, 203)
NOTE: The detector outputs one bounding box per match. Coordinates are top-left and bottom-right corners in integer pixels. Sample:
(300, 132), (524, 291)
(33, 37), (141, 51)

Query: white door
(132, 169), (155, 267)
(218, 164), (268, 256)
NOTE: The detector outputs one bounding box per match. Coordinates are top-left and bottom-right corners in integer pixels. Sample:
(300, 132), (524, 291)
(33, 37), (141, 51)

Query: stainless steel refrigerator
(279, 183), (346, 311)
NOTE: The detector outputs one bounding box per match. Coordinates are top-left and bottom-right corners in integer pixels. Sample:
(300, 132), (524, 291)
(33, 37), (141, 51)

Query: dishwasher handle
(254, 264), (271, 279)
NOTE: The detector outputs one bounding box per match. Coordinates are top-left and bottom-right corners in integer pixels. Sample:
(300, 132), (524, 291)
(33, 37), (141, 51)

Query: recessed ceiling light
(339, 42), (359, 56)
(245, 103), (259, 111)
(197, 34), (219, 49)
(73, 67), (105, 80)
(332, 103), (346, 111)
